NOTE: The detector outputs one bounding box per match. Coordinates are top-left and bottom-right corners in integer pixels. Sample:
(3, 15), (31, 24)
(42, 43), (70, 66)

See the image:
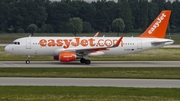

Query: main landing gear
(26, 55), (30, 64)
(80, 58), (91, 65)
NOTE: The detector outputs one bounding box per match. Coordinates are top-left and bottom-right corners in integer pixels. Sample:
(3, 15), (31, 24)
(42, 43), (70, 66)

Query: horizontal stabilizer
(151, 40), (174, 46)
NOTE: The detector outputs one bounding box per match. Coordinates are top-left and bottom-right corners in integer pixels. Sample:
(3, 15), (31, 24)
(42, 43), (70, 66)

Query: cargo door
(137, 39), (142, 49)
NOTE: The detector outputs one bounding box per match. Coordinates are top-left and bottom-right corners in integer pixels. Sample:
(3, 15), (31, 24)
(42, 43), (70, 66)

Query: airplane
(4, 10), (174, 65)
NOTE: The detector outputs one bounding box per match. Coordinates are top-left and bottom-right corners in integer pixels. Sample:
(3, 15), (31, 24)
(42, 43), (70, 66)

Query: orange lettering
(88, 38), (95, 46)
(56, 39), (63, 46)
(98, 39), (104, 47)
(63, 39), (72, 49)
(39, 39), (47, 46)
(48, 39), (55, 47)
(38, 38), (121, 48)
(81, 39), (88, 47)
(105, 39), (112, 47)
(71, 38), (80, 47)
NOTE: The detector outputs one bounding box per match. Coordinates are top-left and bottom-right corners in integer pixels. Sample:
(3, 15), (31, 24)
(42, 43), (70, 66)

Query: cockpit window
(12, 41), (20, 45)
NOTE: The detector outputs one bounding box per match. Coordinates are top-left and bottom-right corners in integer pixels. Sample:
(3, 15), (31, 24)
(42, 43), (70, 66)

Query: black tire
(80, 58), (86, 63)
(26, 60), (30, 64)
(85, 59), (91, 65)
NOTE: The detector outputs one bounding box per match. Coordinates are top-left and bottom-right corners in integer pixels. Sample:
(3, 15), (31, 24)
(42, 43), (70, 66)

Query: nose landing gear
(26, 55), (30, 64)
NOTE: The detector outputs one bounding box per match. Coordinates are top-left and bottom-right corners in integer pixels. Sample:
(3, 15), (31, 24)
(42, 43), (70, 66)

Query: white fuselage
(4, 37), (174, 56)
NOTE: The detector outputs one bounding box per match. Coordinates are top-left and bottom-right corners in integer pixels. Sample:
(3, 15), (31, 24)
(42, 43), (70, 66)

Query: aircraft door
(137, 39), (142, 49)
(26, 39), (31, 49)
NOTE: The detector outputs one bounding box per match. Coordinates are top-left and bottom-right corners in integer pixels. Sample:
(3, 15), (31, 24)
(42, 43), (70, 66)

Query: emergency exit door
(26, 39), (31, 49)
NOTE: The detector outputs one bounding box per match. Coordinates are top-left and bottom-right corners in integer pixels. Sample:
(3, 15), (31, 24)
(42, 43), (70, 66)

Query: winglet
(112, 35), (124, 47)
(94, 32), (99, 37)
(139, 10), (171, 38)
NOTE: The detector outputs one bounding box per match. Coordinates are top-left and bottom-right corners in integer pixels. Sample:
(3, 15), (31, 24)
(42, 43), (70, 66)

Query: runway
(0, 61), (180, 67)
(0, 77), (179, 88)
(0, 44), (7, 46)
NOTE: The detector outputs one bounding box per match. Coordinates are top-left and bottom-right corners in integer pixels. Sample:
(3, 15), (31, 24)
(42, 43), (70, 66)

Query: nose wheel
(26, 60), (30, 64)
(26, 55), (30, 64)
(80, 58), (91, 65)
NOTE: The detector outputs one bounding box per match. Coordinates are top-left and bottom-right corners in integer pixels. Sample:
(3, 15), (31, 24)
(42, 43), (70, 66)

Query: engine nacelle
(54, 51), (76, 62)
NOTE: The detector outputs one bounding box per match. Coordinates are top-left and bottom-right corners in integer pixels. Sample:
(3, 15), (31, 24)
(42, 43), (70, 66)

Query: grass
(1, 46), (180, 61)
(0, 86), (180, 101)
(0, 68), (180, 79)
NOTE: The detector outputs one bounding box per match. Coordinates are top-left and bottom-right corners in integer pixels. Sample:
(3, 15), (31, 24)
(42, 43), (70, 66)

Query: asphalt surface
(0, 44), (8, 46)
(0, 77), (179, 88)
(0, 61), (180, 67)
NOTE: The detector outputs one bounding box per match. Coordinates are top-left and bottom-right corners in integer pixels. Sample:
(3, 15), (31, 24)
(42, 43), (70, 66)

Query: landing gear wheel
(80, 58), (86, 63)
(26, 55), (30, 64)
(85, 59), (91, 65)
(26, 60), (30, 64)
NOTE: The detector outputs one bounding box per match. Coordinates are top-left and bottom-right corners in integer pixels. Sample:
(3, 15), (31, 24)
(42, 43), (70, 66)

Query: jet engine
(53, 51), (76, 62)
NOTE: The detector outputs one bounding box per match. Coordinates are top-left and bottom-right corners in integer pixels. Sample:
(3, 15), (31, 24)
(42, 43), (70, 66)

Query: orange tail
(139, 10), (171, 38)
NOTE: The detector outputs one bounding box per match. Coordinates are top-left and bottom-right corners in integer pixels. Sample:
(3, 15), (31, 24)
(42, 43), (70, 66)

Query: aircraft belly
(17, 47), (55, 56)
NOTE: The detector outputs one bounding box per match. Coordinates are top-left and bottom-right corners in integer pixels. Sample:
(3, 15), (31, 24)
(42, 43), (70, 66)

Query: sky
(50, 0), (177, 3)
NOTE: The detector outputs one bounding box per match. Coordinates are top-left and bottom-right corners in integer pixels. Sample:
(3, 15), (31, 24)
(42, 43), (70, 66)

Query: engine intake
(54, 51), (76, 62)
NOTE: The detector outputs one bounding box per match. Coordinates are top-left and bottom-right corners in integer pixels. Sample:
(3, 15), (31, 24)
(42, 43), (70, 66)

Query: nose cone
(4, 45), (11, 53)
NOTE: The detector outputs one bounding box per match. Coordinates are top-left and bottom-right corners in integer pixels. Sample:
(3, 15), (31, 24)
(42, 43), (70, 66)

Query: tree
(139, 0), (149, 30)
(46, 2), (70, 33)
(171, 0), (180, 32)
(112, 18), (125, 36)
(8, 25), (14, 33)
(0, 2), (10, 33)
(83, 21), (92, 33)
(28, 24), (37, 36)
(129, 0), (141, 30)
(151, 0), (166, 12)
(148, 2), (159, 25)
(9, 0), (48, 32)
(117, 0), (133, 32)
(69, 17), (83, 36)
(17, 28), (24, 33)
(94, 1), (109, 32)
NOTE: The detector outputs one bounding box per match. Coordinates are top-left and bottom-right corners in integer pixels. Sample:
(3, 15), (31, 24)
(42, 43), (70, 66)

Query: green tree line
(0, 0), (180, 33)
